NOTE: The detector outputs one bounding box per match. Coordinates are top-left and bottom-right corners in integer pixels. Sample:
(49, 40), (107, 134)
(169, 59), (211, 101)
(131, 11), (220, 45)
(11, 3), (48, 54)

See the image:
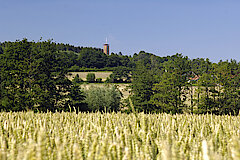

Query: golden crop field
(0, 112), (240, 160)
(68, 72), (112, 81)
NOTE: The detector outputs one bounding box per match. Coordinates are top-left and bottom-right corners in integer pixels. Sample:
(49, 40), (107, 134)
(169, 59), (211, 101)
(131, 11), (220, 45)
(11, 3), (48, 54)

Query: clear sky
(1, 0), (239, 62)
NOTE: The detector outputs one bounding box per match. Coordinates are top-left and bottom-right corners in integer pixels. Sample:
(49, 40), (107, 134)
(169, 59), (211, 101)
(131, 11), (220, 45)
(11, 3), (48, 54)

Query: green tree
(106, 53), (121, 67)
(0, 39), (72, 112)
(0, 39), (35, 111)
(110, 66), (131, 83)
(77, 48), (107, 68)
(72, 74), (83, 84)
(66, 84), (86, 112)
(151, 72), (181, 113)
(214, 60), (240, 115)
(150, 54), (190, 113)
(194, 59), (240, 115)
(130, 62), (157, 112)
(0, 46), (3, 54)
(86, 73), (96, 82)
(196, 73), (217, 114)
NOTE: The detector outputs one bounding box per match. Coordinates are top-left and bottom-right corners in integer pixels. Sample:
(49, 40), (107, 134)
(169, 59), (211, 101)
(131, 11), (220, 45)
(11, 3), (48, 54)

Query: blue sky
(1, 0), (239, 62)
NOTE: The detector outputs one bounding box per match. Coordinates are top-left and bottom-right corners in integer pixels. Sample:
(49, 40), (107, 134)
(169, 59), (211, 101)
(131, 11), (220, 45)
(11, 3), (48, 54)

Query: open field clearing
(68, 72), (112, 81)
(0, 112), (240, 159)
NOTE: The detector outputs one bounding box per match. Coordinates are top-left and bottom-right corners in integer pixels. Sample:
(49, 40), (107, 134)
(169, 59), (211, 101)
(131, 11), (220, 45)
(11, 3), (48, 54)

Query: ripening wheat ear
(129, 98), (140, 127)
(202, 140), (209, 160)
(129, 98), (135, 113)
(0, 112), (239, 159)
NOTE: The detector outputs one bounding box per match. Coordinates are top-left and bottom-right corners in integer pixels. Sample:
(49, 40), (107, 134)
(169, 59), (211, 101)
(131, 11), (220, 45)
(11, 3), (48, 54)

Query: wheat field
(0, 112), (239, 160)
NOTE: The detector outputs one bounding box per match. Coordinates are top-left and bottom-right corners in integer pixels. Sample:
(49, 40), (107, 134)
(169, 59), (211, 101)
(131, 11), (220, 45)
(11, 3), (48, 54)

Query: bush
(86, 73), (95, 82)
(72, 74), (83, 84)
(96, 78), (102, 83)
(84, 85), (122, 112)
(105, 77), (114, 83)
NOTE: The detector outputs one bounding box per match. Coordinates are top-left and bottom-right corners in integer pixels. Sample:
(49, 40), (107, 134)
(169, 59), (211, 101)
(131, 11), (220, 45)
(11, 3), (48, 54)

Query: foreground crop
(0, 112), (240, 159)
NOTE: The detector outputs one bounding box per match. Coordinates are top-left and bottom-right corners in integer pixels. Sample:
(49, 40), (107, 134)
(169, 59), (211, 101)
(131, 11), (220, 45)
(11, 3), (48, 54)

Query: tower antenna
(106, 37), (108, 44)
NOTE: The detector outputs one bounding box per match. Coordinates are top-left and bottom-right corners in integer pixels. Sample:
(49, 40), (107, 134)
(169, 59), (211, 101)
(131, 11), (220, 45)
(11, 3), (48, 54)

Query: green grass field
(0, 112), (239, 159)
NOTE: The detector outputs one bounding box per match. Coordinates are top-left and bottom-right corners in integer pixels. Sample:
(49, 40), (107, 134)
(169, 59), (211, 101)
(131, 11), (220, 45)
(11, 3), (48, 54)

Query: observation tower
(103, 38), (109, 55)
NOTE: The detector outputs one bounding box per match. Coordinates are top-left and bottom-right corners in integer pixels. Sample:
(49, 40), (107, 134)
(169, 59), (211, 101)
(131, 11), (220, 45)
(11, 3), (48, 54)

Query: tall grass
(0, 112), (239, 159)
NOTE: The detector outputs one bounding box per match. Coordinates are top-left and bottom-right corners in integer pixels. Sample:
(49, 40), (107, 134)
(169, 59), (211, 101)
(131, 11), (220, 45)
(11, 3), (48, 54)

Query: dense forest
(0, 39), (239, 114)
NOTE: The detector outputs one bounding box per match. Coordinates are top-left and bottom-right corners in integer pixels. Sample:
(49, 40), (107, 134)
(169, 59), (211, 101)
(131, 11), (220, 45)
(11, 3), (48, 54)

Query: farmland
(68, 72), (112, 81)
(67, 72), (131, 99)
(0, 112), (240, 159)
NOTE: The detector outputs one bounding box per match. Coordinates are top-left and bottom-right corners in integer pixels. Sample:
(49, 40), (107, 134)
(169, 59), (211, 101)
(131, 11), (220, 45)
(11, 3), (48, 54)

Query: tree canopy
(0, 39), (85, 112)
(0, 39), (239, 115)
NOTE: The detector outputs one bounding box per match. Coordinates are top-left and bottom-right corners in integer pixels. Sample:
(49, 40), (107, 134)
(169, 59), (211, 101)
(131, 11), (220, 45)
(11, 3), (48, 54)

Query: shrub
(96, 78), (102, 83)
(86, 73), (96, 82)
(84, 85), (122, 111)
(72, 74), (83, 84)
(105, 77), (114, 83)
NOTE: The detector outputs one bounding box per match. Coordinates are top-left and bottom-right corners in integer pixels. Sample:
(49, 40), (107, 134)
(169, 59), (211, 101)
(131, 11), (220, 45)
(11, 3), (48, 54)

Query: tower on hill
(103, 38), (109, 55)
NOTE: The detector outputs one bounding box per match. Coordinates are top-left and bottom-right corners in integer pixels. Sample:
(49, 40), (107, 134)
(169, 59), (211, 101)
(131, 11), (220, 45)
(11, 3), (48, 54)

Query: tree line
(0, 39), (239, 114)
(0, 39), (121, 112)
(130, 53), (240, 115)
